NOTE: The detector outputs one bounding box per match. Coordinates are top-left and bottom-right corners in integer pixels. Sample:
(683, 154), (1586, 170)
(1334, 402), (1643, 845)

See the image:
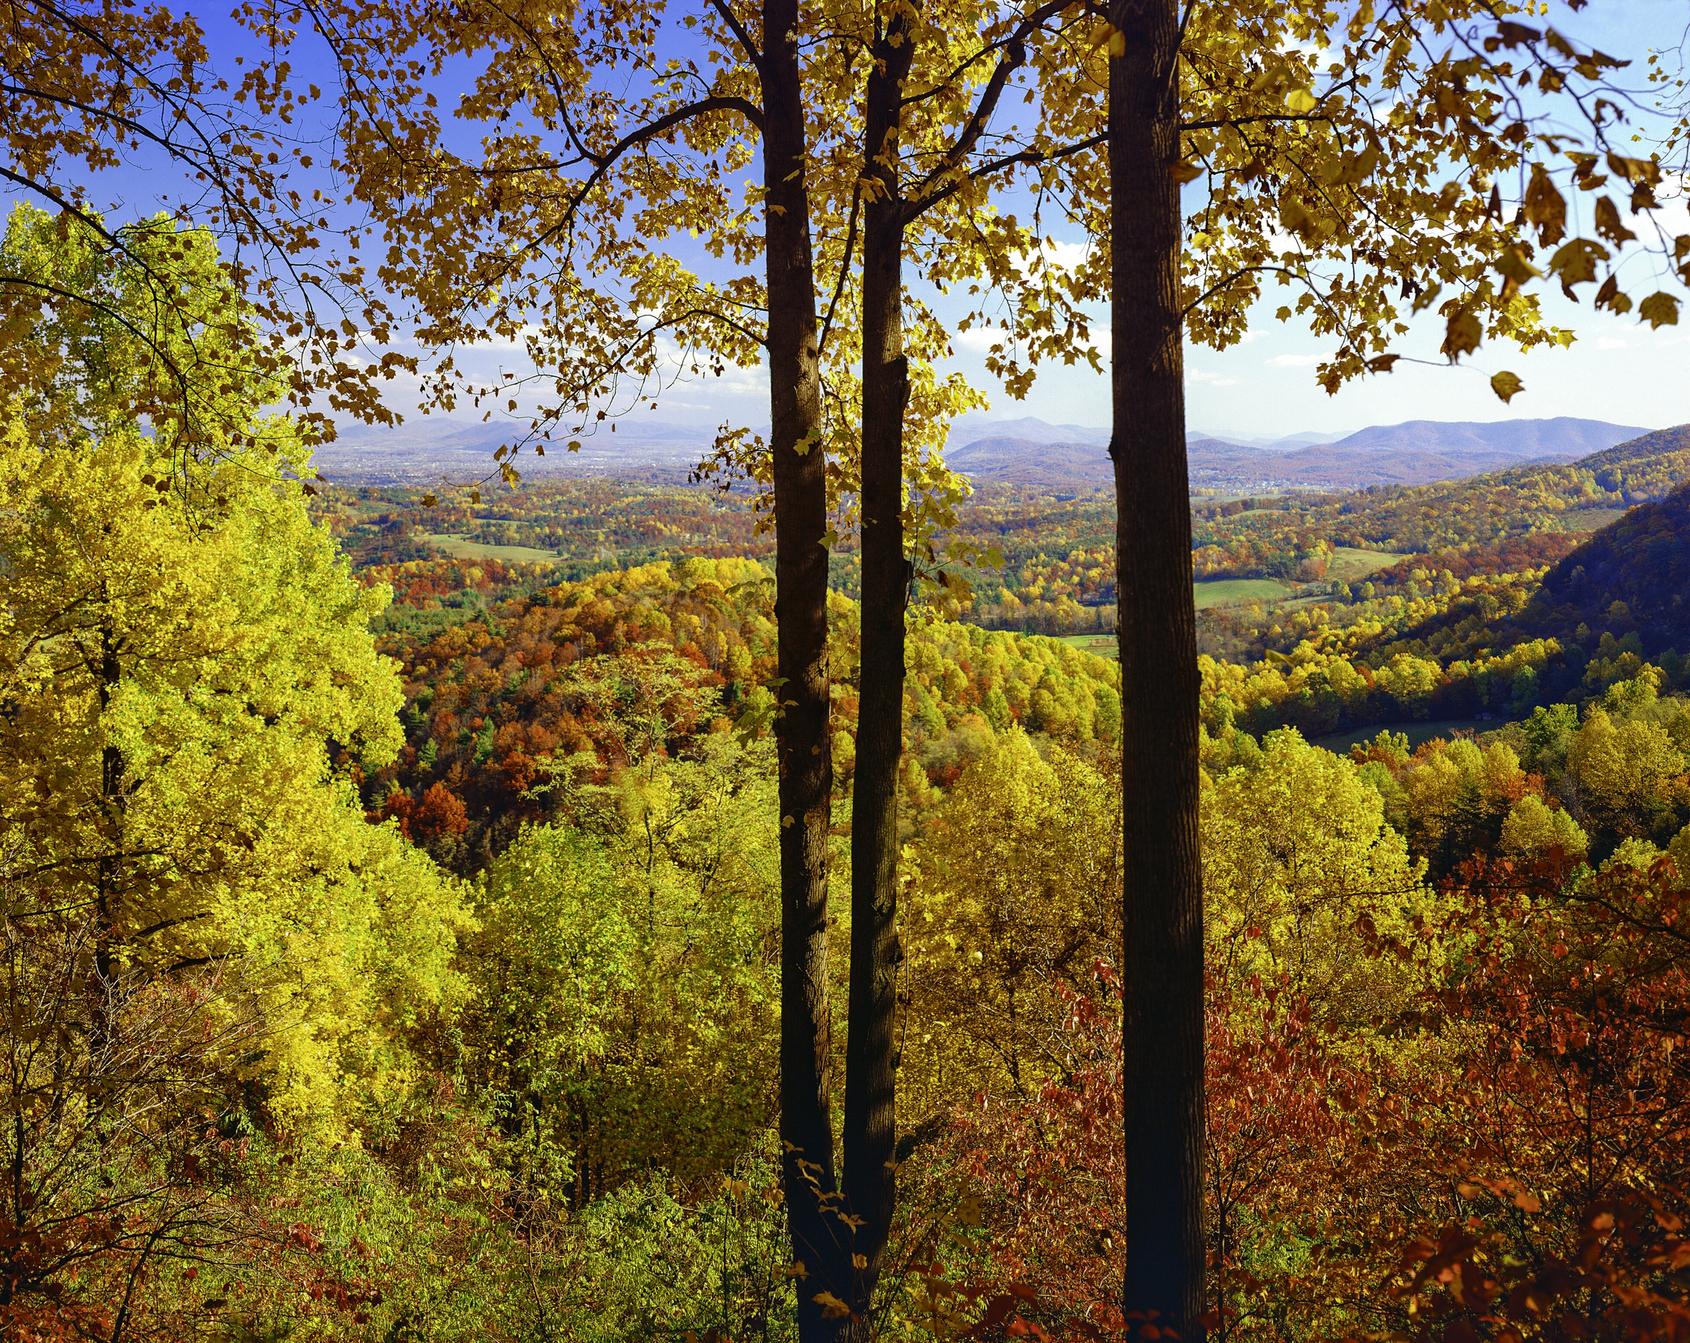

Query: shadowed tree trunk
(1109, 1), (1207, 1337)
(762, 2), (847, 1336)
(843, 3), (915, 1333)
(92, 593), (125, 1073)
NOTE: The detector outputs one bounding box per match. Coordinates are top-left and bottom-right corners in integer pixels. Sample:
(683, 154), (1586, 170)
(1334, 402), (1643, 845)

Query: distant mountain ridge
(313, 412), (1655, 490)
(945, 416), (1651, 490)
(315, 416), (723, 484)
(1328, 417), (1644, 458)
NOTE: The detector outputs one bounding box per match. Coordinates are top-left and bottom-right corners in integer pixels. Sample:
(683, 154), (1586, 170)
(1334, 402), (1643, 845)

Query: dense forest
(8, 1), (1690, 1341)
(11, 206), (1690, 1339)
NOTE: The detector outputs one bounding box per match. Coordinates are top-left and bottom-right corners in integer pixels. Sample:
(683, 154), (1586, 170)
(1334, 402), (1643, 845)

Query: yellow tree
(0, 205), (473, 1331)
(0, 206), (466, 1127)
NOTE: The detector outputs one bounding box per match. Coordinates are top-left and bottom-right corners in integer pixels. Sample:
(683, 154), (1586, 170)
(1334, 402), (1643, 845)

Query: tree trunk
(1108, 2), (1207, 1338)
(843, 6), (914, 1333)
(761, 3), (847, 1337)
(92, 596), (124, 1077)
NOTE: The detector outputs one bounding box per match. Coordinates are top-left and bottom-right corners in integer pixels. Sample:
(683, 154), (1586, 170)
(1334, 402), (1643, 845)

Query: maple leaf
(1490, 370), (1525, 403)
(1442, 308), (1483, 360)
(1640, 292), (1680, 329)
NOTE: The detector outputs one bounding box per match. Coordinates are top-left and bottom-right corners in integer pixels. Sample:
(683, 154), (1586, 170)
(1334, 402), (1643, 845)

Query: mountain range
(946, 416), (1651, 489)
(314, 413), (1653, 491)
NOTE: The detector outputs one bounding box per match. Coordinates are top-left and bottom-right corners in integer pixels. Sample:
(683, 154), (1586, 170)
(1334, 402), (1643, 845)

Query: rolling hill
(1524, 480), (1690, 657)
(1352, 426), (1690, 680)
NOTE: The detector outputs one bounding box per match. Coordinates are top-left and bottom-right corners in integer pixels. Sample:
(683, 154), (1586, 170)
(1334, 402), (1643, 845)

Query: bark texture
(1108, 1), (1207, 1336)
(842, 5), (914, 1333)
(762, 3), (845, 1336)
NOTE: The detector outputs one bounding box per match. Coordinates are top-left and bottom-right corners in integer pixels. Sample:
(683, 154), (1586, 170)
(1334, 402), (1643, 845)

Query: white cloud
(1004, 236), (1095, 284)
(477, 321), (547, 353)
(950, 320), (1108, 359)
(953, 325), (1006, 353)
(1266, 352), (1323, 368)
(1043, 238), (1091, 270)
(1187, 368), (1238, 387)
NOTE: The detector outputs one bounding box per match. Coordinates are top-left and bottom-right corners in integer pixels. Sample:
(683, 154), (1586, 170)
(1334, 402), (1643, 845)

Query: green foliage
(904, 730), (1120, 1117)
(465, 737), (781, 1203)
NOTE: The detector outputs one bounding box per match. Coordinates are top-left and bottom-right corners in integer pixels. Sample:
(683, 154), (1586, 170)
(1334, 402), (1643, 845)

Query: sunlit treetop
(976, 0), (1690, 407)
(0, 0), (411, 443)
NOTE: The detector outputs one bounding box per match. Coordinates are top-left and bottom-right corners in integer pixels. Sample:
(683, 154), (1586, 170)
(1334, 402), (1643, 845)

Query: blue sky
(950, 0), (1690, 438)
(388, 0), (1690, 440)
(13, 0), (1690, 441)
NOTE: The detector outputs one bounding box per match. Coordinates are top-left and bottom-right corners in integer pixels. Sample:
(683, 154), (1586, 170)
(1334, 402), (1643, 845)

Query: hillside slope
(1526, 481), (1690, 656)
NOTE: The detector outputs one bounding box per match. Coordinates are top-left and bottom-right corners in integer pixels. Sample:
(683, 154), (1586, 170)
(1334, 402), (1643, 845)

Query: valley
(11, 1), (1690, 1335)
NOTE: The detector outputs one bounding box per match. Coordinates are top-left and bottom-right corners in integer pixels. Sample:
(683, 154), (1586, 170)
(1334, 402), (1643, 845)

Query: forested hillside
(1529, 481), (1690, 654)
(9, 1), (1690, 1340)
(10, 209), (1690, 1341)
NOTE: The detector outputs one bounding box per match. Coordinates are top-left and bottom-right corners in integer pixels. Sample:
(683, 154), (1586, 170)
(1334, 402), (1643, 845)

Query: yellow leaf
(1594, 273), (1632, 315)
(1285, 88), (1318, 115)
(1594, 196), (1636, 245)
(1523, 163), (1567, 243)
(1494, 246), (1540, 293)
(1442, 308), (1482, 360)
(1547, 238), (1605, 296)
(1490, 370), (1525, 403)
(813, 1290), (852, 1319)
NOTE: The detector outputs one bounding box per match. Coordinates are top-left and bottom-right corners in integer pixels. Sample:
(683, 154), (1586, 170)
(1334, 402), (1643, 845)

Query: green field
(423, 533), (560, 563)
(1308, 716), (1496, 755)
(1555, 506), (1631, 533)
(1057, 632), (1117, 659)
(1327, 546), (1406, 581)
(1193, 577), (1296, 609)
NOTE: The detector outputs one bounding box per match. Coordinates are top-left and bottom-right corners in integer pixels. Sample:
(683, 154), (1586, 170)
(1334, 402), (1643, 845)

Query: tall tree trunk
(761, 3), (847, 1337)
(1108, 2), (1206, 1337)
(92, 594), (124, 1076)
(843, 5), (914, 1332)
